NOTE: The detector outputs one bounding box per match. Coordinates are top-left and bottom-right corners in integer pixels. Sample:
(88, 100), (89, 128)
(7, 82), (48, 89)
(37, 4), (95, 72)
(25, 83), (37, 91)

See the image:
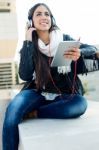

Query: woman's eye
(45, 13), (50, 16)
(36, 13), (41, 16)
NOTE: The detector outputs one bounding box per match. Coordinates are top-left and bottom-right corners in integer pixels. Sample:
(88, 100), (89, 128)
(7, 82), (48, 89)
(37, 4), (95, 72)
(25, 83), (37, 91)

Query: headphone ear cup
(28, 9), (32, 20)
(28, 8), (35, 27)
(27, 20), (32, 28)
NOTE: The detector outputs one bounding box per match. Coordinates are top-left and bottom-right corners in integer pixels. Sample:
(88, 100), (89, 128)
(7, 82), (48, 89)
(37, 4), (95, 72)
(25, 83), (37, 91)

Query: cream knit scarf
(38, 29), (63, 57)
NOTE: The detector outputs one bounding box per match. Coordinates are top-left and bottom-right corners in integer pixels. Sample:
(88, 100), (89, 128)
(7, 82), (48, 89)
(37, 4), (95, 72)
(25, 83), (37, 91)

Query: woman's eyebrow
(36, 11), (49, 14)
(36, 11), (41, 14)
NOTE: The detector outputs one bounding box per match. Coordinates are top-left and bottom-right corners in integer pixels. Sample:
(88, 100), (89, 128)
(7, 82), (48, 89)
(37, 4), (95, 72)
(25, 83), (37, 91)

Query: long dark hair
(28, 3), (59, 89)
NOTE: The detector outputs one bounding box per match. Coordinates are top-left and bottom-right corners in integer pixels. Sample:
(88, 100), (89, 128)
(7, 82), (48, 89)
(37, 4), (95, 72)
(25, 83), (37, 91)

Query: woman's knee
(74, 94), (88, 114)
(63, 94), (88, 118)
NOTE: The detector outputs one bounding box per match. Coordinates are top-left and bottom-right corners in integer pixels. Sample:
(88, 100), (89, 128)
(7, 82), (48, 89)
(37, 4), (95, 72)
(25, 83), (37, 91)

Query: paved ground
(79, 71), (99, 102)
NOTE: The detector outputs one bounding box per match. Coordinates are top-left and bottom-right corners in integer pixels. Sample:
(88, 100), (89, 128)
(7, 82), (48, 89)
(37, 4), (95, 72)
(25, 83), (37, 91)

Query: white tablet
(51, 41), (80, 67)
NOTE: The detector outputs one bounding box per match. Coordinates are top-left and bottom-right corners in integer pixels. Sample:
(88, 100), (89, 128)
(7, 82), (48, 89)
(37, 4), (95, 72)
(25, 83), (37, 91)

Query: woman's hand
(63, 47), (81, 61)
(25, 22), (36, 41)
(96, 52), (99, 59)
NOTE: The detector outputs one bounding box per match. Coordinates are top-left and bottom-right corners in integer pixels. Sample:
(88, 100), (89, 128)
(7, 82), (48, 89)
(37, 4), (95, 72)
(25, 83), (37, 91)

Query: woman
(2, 3), (98, 150)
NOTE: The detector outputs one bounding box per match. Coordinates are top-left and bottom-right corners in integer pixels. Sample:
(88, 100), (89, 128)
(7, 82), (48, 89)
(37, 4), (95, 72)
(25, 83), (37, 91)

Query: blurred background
(0, 0), (99, 149)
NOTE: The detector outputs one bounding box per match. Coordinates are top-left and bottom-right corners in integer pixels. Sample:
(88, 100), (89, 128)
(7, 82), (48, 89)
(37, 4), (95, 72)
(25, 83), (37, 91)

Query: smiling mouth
(40, 22), (48, 25)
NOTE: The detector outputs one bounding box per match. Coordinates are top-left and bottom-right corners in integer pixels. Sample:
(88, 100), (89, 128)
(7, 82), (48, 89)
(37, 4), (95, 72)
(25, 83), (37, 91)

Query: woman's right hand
(25, 22), (36, 41)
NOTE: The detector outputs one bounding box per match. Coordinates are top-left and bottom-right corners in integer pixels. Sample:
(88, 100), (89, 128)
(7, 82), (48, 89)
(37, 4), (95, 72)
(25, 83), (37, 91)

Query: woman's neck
(37, 31), (50, 45)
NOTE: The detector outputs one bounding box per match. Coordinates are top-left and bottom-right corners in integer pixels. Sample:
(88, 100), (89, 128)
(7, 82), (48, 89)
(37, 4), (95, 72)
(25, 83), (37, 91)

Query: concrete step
(18, 101), (99, 150)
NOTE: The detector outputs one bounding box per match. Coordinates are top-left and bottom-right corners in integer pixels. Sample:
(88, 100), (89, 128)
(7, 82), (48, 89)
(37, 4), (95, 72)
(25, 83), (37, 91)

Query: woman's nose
(41, 13), (47, 18)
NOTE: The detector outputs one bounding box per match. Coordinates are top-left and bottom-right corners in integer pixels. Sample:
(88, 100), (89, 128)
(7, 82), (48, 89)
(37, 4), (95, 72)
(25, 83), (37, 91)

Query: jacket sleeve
(76, 44), (98, 74)
(80, 43), (97, 58)
(19, 41), (35, 81)
(72, 44), (98, 74)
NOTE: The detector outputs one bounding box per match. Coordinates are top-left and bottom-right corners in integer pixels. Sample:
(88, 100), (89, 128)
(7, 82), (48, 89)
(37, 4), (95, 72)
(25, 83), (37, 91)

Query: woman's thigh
(38, 94), (88, 119)
(4, 89), (45, 124)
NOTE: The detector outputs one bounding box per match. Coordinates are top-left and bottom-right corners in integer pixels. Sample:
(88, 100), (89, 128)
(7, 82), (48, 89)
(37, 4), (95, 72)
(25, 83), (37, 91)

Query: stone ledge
(18, 101), (99, 150)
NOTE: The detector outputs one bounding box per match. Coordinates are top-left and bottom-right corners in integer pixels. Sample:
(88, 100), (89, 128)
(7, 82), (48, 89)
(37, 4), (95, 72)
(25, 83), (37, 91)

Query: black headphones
(27, 8), (33, 28)
(27, 20), (32, 29)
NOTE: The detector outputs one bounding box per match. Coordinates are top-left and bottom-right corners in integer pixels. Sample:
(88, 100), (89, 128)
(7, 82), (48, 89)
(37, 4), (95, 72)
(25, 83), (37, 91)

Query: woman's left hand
(63, 48), (81, 61)
(96, 52), (99, 59)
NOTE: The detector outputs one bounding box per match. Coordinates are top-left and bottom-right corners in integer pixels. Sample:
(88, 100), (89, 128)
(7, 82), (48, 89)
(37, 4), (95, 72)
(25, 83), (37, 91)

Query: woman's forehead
(34, 5), (49, 13)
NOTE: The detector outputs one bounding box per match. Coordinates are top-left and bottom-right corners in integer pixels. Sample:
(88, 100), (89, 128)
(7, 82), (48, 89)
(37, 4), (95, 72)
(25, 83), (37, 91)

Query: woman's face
(32, 5), (51, 31)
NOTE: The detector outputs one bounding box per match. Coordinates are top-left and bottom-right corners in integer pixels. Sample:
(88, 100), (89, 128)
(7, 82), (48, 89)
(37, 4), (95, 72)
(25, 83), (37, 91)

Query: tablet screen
(51, 41), (80, 67)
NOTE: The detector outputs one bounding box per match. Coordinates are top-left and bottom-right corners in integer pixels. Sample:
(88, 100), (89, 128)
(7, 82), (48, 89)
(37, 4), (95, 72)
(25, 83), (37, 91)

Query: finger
(64, 51), (78, 56)
(64, 54), (80, 60)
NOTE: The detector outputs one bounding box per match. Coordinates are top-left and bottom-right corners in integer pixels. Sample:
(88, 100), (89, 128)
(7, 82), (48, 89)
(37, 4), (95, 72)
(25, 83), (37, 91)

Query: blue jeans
(2, 89), (87, 150)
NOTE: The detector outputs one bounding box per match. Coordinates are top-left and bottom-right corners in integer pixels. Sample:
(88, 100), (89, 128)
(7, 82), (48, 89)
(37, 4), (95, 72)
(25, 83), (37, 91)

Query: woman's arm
(63, 34), (98, 74)
(63, 34), (97, 58)
(19, 41), (35, 81)
(80, 43), (97, 59)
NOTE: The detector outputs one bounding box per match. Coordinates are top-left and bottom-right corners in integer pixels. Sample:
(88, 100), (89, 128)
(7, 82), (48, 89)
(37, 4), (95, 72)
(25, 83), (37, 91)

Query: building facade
(0, 0), (18, 59)
(0, 0), (18, 89)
